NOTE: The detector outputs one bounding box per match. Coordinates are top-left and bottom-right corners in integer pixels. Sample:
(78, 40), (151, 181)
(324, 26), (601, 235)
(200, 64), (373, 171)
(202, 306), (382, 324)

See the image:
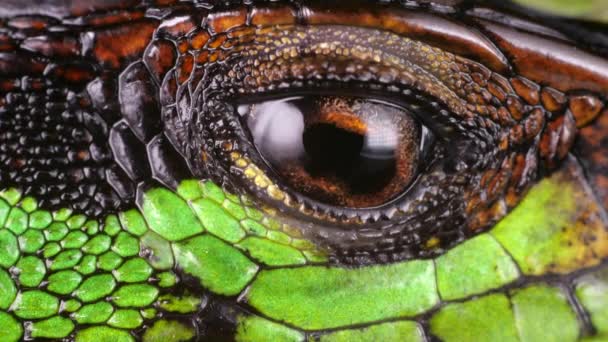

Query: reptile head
(0, 0), (607, 341)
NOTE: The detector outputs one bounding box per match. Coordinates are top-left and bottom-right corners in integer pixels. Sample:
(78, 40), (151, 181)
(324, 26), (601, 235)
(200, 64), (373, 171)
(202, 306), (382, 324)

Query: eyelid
(299, 5), (510, 73)
(223, 24), (499, 144)
(246, 3), (608, 96)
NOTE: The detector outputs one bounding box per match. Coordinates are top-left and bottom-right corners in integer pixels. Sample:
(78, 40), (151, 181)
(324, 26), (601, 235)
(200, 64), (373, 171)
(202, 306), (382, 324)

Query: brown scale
(0, 34), (16, 52)
(510, 76), (540, 105)
(7, 15), (56, 30)
(545, 116), (576, 168)
(143, 39), (177, 84)
(207, 7), (248, 34)
(251, 5), (297, 26)
(189, 30), (210, 50)
(541, 87), (568, 112)
(22, 35), (81, 58)
(577, 111), (608, 210)
(176, 53), (194, 84)
(73, 9), (145, 26)
(157, 14), (197, 39)
(86, 19), (159, 68)
(45, 62), (96, 84)
(569, 94), (605, 127)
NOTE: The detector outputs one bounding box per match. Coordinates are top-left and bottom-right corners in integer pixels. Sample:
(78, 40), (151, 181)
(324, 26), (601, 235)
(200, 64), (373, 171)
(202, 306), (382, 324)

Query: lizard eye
(172, 8), (607, 263)
(240, 95), (430, 208)
(190, 22), (504, 254)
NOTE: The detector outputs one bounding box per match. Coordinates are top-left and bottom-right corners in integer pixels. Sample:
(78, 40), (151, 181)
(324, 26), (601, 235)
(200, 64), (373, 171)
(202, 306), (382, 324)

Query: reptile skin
(0, 0), (607, 341)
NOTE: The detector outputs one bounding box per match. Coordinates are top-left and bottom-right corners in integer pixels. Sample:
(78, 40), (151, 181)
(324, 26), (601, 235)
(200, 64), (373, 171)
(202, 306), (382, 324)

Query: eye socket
(239, 95), (428, 208)
(172, 21), (574, 261)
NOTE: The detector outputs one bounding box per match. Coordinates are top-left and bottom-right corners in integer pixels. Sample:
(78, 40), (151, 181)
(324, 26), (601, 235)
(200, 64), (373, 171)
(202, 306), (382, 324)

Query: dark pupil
(244, 96), (421, 208)
(304, 120), (396, 194)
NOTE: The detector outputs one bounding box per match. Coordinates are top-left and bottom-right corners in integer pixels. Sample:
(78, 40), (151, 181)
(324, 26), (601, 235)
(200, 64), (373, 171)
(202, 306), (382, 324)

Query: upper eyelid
(198, 4), (608, 135)
(265, 5), (606, 128)
(209, 25), (482, 137)
(290, 4), (608, 95)
(299, 7), (510, 73)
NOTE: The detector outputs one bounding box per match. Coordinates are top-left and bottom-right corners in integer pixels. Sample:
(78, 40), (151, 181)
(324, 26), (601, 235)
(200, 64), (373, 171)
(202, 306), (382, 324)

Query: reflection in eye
(239, 96), (426, 208)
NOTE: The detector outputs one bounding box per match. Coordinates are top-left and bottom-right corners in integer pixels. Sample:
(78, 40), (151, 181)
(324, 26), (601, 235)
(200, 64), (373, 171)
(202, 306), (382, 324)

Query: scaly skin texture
(0, 0), (607, 341)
